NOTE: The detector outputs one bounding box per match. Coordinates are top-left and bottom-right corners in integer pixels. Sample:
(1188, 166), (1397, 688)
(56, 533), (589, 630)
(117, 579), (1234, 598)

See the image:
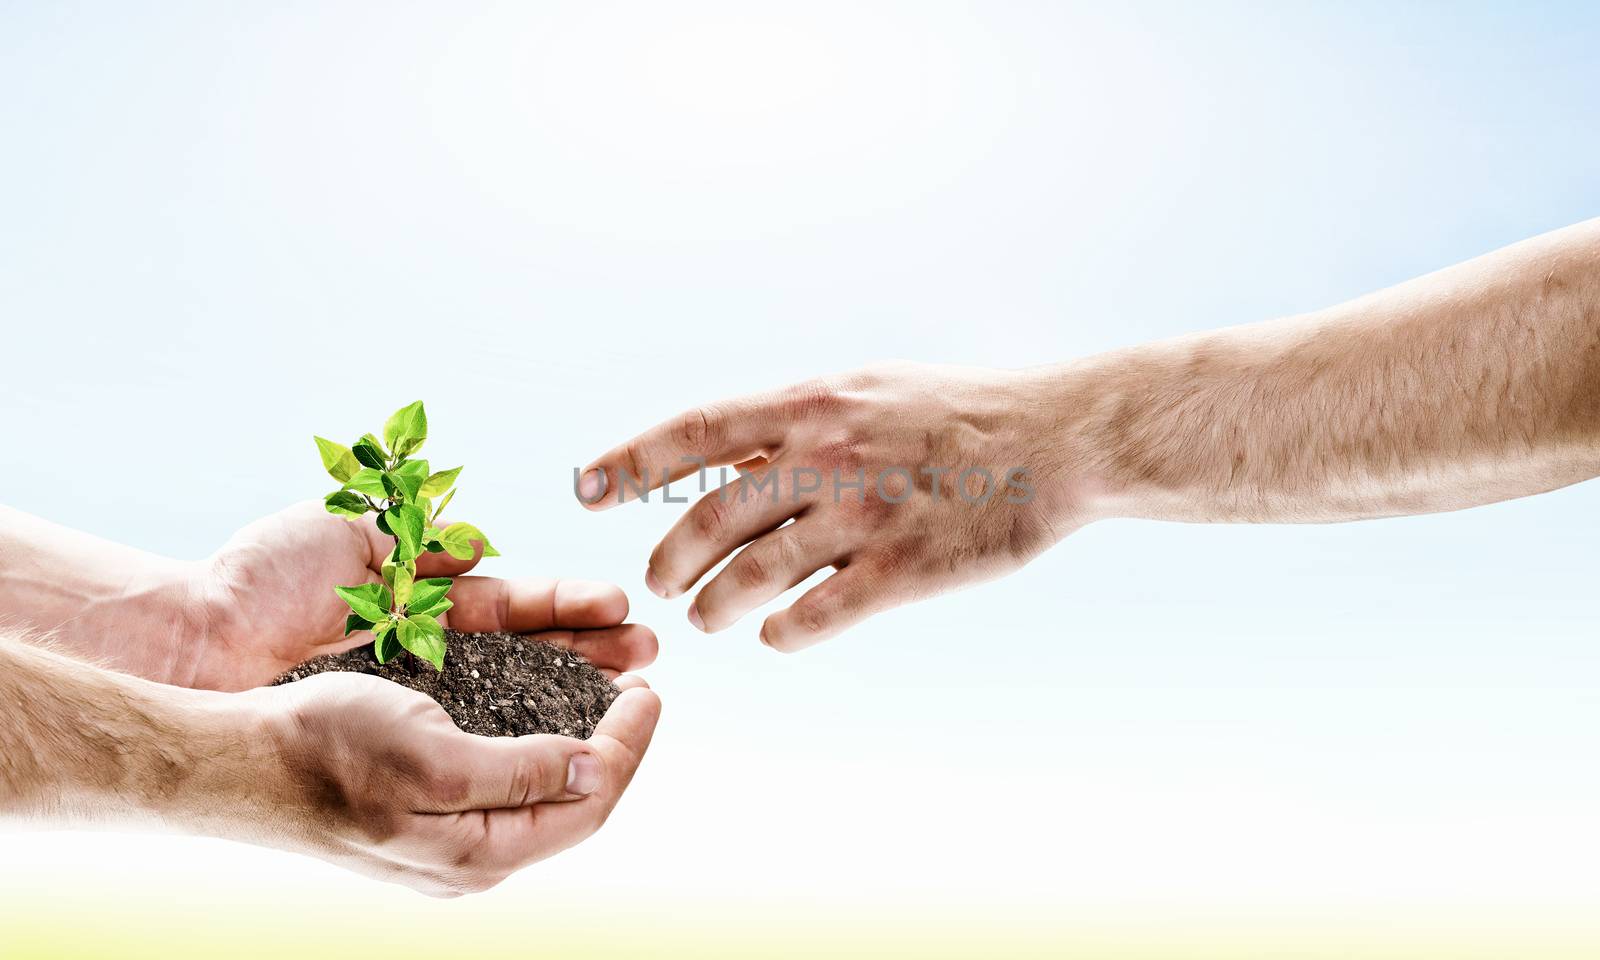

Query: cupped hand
(247, 670), (661, 897)
(575, 362), (1092, 652)
(190, 501), (658, 690)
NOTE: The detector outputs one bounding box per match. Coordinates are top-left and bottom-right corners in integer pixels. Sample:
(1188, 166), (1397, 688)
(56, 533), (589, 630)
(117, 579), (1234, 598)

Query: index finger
(442, 576), (630, 633)
(575, 382), (830, 510)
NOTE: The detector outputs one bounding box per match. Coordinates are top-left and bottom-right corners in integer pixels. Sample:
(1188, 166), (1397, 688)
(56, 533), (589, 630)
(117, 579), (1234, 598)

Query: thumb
(419, 732), (605, 812)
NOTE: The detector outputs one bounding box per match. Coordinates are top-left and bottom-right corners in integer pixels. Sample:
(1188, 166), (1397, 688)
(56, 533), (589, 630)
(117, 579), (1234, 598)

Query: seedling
(313, 401), (497, 670)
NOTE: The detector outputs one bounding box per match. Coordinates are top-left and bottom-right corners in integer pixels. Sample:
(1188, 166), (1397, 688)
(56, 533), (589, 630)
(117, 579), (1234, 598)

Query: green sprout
(313, 401), (497, 670)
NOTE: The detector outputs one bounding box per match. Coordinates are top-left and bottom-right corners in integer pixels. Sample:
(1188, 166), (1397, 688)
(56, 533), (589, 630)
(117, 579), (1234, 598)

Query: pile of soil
(273, 629), (618, 739)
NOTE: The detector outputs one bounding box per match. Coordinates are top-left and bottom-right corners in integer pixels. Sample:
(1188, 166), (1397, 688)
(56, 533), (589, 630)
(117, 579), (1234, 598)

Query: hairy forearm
(0, 505), (210, 684)
(1046, 218), (1600, 523)
(0, 633), (275, 830)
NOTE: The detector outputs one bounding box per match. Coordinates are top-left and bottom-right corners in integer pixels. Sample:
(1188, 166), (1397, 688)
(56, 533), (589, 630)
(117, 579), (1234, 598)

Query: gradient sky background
(3, 1), (1599, 955)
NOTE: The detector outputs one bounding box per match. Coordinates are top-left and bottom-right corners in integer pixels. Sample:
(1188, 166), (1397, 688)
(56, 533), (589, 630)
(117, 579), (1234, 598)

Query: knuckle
(504, 753), (546, 806)
(691, 493), (733, 542)
(783, 378), (842, 421)
(850, 364), (887, 387)
(732, 547), (774, 590)
(863, 358), (915, 379)
(792, 596), (830, 636)
(774, 527), (807, 570)
(674, 405), (721, 454)
(620, 438), (649, 485)
(732, 526), (808, 593)
(813, 436), (865, 472)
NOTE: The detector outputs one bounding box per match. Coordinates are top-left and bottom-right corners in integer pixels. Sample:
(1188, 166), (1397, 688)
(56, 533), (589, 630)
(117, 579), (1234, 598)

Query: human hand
(0, 598), (659, 898)
(576, 362), (1097, 651)
(187, 501), (657, 690)
(218, 670), (661, 897)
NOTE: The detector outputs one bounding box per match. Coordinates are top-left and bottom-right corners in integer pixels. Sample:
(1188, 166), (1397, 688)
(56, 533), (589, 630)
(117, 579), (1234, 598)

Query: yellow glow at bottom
(6, 895), (1600, 960)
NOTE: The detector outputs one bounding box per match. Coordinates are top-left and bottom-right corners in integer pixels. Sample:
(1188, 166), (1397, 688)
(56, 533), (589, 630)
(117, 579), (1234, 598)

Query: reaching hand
(190, 501), (658, 690)
(576, 362), (1090, 651)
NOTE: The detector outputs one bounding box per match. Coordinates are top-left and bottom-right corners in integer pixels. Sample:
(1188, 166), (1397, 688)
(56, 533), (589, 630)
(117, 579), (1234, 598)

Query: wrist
(77, 558), (218, 688)
(125, 684), (294, 840)
(1007, 360), (1128, 526)
(1017, 335), (1242, 524)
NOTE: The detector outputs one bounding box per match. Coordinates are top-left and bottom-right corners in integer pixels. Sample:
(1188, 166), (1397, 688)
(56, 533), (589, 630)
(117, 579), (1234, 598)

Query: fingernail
(687, 601), (704, 632)
(576, 468), (607, 503)
(645, 568), (666, 598)
(566, 753), (601, 796)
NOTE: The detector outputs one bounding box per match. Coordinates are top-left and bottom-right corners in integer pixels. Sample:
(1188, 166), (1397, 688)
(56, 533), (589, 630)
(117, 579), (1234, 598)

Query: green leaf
(343, 613), (375, 637)
(314, 437), (361, 483)
(386, 503), (426, 561)
(417, 597), (453, 619)
(385, 561), (415, 607)
(397, 613), (446, 670)
(384, 401), (428, 457)
(374, 509), (393, 536)
(390, 459), (429, 502)
(410, 611), (445, 639)
(373, 620), (401, 663)
(432, 487), (456, 521)
(420, 466), (461, 498)
(334, 583), (393, 622)
(323, 491), (369, 519)
(437, 521), (499, 560)
(352, 435), (387, 470)
(407, 577), (453, 616)
(343, 467), (386, 497)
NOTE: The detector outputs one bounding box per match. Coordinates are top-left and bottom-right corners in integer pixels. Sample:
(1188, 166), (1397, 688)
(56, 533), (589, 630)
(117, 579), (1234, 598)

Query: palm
(204, 502), (378, 686)
(197, 502), (657, 691)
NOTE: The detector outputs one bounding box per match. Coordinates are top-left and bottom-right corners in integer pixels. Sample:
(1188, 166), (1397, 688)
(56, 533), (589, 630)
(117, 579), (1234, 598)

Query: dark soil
(273, 630), (618, 739)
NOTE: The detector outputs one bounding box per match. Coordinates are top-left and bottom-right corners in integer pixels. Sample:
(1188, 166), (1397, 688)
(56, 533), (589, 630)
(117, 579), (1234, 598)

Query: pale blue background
(2, 1), (1597, 915)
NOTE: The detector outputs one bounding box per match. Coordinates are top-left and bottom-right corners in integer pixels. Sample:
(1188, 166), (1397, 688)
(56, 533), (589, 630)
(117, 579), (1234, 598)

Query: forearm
(0, 505), (210, 683)
(0, 632), (278, 833)
(1046, 218), (1600, 523)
